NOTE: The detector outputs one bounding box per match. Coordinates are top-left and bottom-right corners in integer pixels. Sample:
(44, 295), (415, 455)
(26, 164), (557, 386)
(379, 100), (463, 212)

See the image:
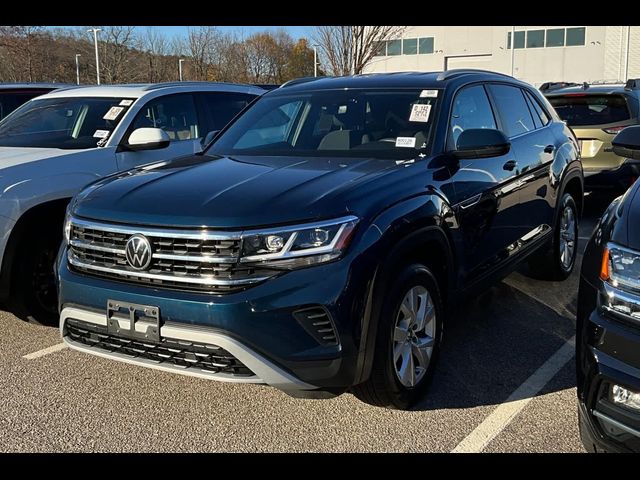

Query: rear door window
(548, 94), (631, 126)
(488, 84), (535, 137)
(131, 93), (200, 141)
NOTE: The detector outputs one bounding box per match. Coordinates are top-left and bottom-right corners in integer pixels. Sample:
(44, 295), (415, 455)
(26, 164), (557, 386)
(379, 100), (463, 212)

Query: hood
(619, 181), (640, 249)
(0, 146), (81, 169)
(73, 154), (405, 228)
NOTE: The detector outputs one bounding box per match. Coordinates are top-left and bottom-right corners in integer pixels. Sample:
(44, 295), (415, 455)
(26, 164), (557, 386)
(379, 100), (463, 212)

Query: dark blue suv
(57, 71), (583, 409)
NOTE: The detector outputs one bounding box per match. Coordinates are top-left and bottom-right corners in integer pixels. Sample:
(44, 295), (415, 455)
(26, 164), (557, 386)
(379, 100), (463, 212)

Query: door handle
(503, 160), (517, 171)
(544, 144), (555, 153)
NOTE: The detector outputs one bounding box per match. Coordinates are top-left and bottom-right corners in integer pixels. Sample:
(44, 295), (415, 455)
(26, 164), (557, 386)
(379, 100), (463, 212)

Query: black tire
(10, 225), (61, 325)
(528, 193), (579, 281)
(352, 264), (444, 409)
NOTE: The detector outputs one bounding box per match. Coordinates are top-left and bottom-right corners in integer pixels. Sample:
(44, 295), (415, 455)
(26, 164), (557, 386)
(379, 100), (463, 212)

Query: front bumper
(578, 301), (640, 452)
(58, 246), (373, 395)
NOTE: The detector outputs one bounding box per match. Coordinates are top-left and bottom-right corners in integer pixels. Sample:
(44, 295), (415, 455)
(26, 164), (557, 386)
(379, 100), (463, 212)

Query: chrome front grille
(68, 218), (276, 293)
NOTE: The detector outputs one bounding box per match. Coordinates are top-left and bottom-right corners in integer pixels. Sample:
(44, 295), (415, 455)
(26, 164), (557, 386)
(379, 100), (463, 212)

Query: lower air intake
(293, 307), (339, 346)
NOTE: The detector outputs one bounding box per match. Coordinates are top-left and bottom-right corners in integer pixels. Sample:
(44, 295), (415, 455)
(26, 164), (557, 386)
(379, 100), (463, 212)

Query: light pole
(312, 45), (319, 77)
(624, 26), (631, 81)
(510, 26), (516, 77)
(75, 54), (81, 85)
(179, 59), (185, 81)
(87, 28), (101, 85)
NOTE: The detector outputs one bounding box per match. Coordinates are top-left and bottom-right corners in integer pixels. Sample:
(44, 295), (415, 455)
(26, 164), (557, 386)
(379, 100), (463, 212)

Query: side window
(131, 94), (200, 142)
(200, 92), (256, 133)
(524, 90), (550, 127)
(488, 84), (535, 137)
(449, 85), (497, 149)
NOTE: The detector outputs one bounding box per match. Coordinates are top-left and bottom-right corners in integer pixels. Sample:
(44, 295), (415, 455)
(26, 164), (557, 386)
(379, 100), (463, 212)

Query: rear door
(116, 93), (204, 171)
(487, 84), (557, 240)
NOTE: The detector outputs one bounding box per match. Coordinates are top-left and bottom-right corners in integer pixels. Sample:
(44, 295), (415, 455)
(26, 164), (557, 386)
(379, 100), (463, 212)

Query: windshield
(208, 89), (438, 159)
(0, 97), (135, 149)
(548, 94), (631, 126)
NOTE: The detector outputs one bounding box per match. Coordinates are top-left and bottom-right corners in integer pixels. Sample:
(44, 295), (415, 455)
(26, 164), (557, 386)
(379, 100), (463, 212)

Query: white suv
(0, 82), (264, 322)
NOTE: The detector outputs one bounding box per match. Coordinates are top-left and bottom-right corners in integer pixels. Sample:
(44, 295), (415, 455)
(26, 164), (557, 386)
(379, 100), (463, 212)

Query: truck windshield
(208, 89), (438, 159)
(0, 97), (133, 149)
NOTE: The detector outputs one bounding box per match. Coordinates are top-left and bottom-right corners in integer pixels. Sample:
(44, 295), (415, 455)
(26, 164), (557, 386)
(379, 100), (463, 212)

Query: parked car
(577, 124), (640, 452)
(0, 83), (67, 120)
(0, 81), (264, 323)
(57, 70), (583, 409)
(544, 79), (640, 191)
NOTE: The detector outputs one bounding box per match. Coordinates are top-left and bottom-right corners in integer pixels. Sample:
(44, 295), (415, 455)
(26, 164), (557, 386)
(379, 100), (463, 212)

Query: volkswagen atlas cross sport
(577, 125), (640, 452)
(0, 82), (263, 323)
(58, 70), (584, 409)
(544, 79), (640, 191)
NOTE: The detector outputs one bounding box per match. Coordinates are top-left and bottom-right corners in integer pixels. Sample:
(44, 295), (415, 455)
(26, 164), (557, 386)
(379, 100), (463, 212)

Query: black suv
(577, 125), (640, 452)
(57, 70), (583, 409)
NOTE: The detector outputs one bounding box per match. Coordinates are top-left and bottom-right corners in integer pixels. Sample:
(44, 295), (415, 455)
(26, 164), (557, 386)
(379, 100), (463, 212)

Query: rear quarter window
(548, 94), (632, 126)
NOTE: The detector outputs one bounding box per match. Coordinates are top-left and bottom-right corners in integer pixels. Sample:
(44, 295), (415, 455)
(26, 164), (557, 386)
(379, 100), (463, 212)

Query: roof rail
(142, 81), (254, 91)
(436, 69), (511, 81)
(625, 79), (640, 90)
(279, 76), (326, 88)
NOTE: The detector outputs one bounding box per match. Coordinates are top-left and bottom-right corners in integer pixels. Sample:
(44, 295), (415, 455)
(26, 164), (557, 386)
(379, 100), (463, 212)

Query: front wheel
(528, 193), (579, 281)
(352, 264), (443, 409)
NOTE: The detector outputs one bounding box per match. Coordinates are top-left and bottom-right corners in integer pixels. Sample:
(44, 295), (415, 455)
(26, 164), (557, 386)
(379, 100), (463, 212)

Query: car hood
(0, 146), (80, 168)
(616, 181), (640, 249)
(73, 154), (406, 228)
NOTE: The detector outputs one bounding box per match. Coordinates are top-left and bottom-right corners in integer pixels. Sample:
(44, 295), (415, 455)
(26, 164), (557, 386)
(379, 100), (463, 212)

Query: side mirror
(126, 128), (171, 151)
(453, 128), (511, 159)
(202, 130), (220, 146)
(612, 125), (640, 160)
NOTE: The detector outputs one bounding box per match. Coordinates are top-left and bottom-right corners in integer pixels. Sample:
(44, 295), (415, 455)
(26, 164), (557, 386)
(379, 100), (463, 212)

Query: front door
(116, 93), (203, 171)
(446, 84), (524, 284)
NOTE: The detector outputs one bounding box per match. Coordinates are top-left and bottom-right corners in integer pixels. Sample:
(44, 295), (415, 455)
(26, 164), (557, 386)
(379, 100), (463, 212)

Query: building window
(403, 38), (418, 55)
(566, 27), (586, 46)
(546, 28), (565, 47)
(387, 39), (402, 56)
(507, 31), (525, 49)
(419, 37), (434, 54)
(526, 30), (545, 48)
(373, 41), (386, 57)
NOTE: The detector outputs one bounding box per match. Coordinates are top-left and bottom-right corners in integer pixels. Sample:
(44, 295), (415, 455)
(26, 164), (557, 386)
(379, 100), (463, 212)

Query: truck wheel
(11, 228), (60, 325)
(528, 193), (579, 281)
(352, 264), (443, 409)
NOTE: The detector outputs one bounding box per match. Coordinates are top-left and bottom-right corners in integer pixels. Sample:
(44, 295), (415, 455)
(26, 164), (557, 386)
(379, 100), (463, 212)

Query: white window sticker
(395, 137), (416, 148)
(103, 106), (125, 121)
(93, 129), (110, 139)
(119, 99), (134, 106)
(409, 103), (431, 123)
(420, 89), (438, 98)
(338, 105), (347, 114)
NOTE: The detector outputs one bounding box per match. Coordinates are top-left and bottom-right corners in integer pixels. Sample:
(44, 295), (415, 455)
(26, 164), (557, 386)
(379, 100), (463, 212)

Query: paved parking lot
(0, 193), (615, 452)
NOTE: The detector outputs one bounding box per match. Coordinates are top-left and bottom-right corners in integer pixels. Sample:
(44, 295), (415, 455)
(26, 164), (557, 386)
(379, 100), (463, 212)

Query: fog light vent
(293, 307), (338, 346)
(611, 384), (640, 411)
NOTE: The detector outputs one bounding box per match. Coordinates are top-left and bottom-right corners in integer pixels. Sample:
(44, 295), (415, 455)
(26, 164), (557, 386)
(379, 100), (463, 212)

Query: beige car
(545, 80), (640, 190)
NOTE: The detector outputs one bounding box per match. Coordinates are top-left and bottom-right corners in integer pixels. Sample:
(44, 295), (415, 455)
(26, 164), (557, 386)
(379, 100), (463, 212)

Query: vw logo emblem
(125, 234), (152, 270)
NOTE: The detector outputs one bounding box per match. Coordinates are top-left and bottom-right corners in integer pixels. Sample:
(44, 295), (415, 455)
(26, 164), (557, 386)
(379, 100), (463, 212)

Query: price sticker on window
(93, 129), (110, 138)
(103, 106), (124, 121)
(395, 137), (417, 148)
(409, 103), (431, 123)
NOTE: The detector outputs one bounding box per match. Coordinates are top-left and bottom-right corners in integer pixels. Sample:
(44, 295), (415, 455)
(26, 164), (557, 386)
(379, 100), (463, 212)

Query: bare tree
(0, 26), (45, 82)
(141, 27), (171, 82)
(98, 26), (139, 83)
(313, 26), (406, 76)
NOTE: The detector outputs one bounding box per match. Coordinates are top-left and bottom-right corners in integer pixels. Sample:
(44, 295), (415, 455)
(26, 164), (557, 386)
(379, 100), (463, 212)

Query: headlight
(63, 212), (72, 245)
(599, 242), (640, 322)
(240, 215), (358, 269)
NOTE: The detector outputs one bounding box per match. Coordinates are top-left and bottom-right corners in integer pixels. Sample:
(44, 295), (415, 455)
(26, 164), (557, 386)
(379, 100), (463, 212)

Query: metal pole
(179, 59), (184, 81)
(75, 54), (81, 85)
(313, 46), (317, 77)
(510, 26), (516, 77)
(624, 26), (631, 81)
(87, 28), (101, 85)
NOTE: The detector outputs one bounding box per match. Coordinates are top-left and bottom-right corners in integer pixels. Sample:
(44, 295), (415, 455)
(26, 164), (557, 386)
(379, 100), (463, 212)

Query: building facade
(363, 26), (640, 86)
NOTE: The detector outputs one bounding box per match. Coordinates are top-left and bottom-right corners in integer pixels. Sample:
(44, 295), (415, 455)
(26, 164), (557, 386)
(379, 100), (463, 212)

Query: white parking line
(22, 343), (68, 360)
(451, 336), (576, 453)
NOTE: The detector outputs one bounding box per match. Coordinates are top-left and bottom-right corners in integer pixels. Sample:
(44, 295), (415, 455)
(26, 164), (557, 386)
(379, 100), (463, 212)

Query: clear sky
(146, 26), (313, 40)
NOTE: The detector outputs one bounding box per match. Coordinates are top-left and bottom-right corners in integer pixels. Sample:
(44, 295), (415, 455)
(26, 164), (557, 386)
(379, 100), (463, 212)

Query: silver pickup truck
(0, 82), (263, 323)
